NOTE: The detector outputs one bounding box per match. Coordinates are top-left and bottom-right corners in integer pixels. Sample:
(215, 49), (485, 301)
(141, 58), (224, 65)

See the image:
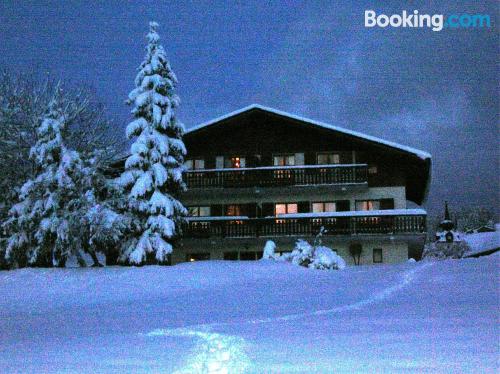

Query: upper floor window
(355, 199), (394, 211)
(273, 154), (295, 166)
(185, 159), (205, 170)
(368, 165), (378, 174)
(225, 204), (244, 216)
(225, 156), (246, 168)
(317, 152), (340, 165)
(312, 202), (336, 213)
(275, 203), (298, 216)
(356, 200), (380, 211)
(188, 206), (211, 217)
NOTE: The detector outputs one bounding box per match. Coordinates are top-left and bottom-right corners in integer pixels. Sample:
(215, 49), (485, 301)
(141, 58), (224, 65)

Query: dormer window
(185, 159), (205, 170)
(317, 152), (340, 165)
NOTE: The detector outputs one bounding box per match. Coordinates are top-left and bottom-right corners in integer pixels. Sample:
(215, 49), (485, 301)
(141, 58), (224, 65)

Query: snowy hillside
(0, 256), (498, 373)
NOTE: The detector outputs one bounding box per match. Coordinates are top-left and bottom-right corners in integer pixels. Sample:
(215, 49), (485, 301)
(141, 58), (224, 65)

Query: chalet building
(177, 104), (431, 265)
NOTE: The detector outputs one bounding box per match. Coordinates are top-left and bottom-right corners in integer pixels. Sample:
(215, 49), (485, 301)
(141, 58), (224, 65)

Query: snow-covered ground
(0, 255), (498, 373)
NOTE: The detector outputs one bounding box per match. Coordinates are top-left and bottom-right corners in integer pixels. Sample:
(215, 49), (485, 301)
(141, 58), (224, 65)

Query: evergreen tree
(3, 89), (90, 267)
(119, 21), (187, 265)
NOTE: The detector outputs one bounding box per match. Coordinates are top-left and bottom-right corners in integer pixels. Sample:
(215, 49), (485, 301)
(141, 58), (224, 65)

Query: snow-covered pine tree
(119, 21), (187, 265)
(3, 89), (90, 267)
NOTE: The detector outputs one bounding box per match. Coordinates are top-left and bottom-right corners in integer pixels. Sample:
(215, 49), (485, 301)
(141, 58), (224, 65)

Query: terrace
(183, 209), (427, 239)
(184, 164), (368, 189)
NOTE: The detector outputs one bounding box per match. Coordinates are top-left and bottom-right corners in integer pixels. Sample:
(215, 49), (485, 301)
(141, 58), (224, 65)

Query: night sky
(0, 1), (497, 216)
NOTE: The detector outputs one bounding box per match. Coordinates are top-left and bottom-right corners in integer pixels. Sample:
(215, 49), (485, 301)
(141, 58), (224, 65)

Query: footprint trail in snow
(145, 262), (433, 372)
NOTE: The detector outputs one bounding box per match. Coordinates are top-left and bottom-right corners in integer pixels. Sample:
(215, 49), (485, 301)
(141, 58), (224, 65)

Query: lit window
(317, 153), (340, 165)
(186, 253), (210, 262)
(185, 159), (205, 170)
(373, 248), (383, 263)
(275, 203), (298, 216)
(312, 202), (336, 213)
(188, 206), (211, 216)
(225, 205), (242, 216)
(356, 200), (380, 211)
(273, 154), (295, 166)
(224, 157), (246, 168)
(368, 165), (378, 174)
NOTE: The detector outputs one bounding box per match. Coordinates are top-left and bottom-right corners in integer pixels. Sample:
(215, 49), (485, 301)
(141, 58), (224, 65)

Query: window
(185, 159), (205, 170)
(240, 251), (258, 261)
(368, 165), (378, 174)
(188, 206), (211, 217)
(223, 251), (238, 260)
(373, 248), (383, 263)
(356, 200), (380, 211)
(275, 203), (298, 216)
(186, 253), (210, 262)
(317, 152), (340, 165)
(312, 202), (336, 213)
(225, 205), (243, 216)
(224, 157), (246, 168)
(355, 199), (394, 211)
(273, 154), (295, 166)
(224, 251), (262, 261)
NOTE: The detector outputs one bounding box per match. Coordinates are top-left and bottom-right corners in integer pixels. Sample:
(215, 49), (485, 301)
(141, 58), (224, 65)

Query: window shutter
(210, 205), (223, 216)
(336, 200), (350, 212)
(295, 153), (305, 166)
(215, 156), (224, 169)
(380, 199), (394, 210)
(298, 201), (309, 213)
(246, 203), (257, 218)
(261, 203), (275, 217)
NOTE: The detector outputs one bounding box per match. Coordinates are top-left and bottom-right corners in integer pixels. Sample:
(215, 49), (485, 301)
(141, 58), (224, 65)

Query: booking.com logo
(365, 10), (492, 32)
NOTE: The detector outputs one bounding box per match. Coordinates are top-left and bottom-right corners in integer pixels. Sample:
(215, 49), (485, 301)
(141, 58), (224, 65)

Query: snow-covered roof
(463, 229), (500, 256)
(186, 104), (431, 160)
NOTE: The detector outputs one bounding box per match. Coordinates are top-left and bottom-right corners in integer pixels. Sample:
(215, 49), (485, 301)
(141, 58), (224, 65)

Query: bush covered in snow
(278, 232), (346, 271)
(309, 246), (346, 270)
(261, 240), (277, 260)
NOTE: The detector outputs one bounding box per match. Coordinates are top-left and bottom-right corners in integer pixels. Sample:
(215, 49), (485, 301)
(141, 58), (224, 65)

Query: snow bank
(0, 257), (497, 372)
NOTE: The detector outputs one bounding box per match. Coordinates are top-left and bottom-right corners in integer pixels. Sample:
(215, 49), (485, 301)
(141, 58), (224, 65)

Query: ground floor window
(223, 251), (238, 260)
(223, 251), (263, 261)
(186, 253), (210, 262)
(373, 248), (383, 263)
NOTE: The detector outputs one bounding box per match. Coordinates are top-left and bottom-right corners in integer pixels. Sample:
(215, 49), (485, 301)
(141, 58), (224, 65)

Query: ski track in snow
(145, 262), (433, 373)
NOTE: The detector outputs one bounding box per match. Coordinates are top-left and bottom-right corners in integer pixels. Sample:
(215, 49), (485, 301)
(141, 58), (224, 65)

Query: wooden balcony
(184, 164), (368, 189)
(182, 210), (426, 239)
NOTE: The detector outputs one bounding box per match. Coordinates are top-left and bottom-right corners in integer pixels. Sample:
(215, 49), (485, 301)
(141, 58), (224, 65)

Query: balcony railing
(184, 164), (368, 189)
(182, 210), (426, 239)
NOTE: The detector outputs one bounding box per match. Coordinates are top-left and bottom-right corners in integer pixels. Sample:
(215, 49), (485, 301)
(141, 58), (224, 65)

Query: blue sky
(0, 1), (498, 216)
